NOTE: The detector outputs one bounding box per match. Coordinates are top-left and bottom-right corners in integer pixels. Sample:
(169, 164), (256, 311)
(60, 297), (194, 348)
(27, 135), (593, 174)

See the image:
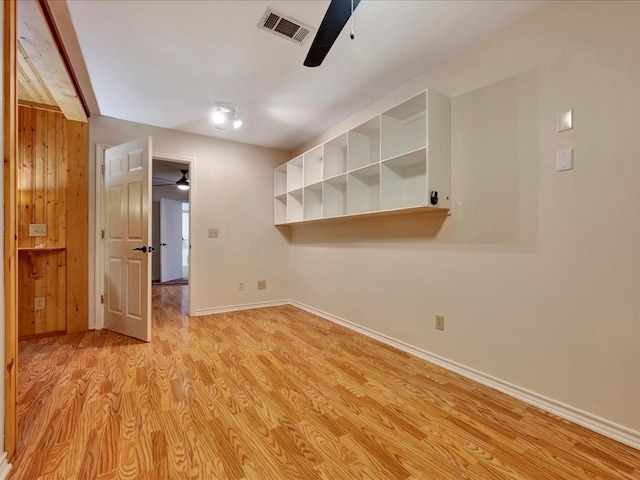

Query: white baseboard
(194, 300), (289, 316)
(0, 453), (11, 480)
(290, 300), (640, 451)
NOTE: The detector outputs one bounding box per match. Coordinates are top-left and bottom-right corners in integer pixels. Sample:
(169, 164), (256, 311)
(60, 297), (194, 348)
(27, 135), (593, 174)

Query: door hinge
(101, 230), (105, 239)
(101, 294), (104, 304)
(101, 163), (105, 175)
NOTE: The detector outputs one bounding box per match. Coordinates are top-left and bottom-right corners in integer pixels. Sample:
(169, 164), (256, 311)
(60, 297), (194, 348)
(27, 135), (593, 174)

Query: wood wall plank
(54, 111), (66, 248)
(33, 109), (45, 236)
(65, 119), (88, 334)
(17, 106), (33, 248)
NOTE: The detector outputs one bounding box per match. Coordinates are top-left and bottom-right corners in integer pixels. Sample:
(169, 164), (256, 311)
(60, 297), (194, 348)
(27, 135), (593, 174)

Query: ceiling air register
(257, 9), (315, 45)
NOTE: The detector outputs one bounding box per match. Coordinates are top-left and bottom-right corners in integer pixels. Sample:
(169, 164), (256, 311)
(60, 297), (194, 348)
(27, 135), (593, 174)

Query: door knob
(132, 246), (147, 253)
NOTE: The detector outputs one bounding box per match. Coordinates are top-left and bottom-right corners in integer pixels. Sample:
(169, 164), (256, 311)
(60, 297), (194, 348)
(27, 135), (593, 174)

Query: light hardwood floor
(10, 286), (640, 479)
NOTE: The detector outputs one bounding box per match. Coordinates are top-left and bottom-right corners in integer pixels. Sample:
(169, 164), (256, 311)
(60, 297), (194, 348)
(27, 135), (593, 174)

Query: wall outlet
(34, 297), (45, 311)
(435, 315), (445, 331)
(208, 228), (219, 239)
(257, 280), (267, 290)
(29, 224), (47, 237)
(238, 281), (244, 291)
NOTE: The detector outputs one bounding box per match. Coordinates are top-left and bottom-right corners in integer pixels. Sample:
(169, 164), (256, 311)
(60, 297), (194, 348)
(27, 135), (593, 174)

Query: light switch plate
(556, 149), (573, 171)
(29, 224), (47, 237)
(557, 109), (573, 132)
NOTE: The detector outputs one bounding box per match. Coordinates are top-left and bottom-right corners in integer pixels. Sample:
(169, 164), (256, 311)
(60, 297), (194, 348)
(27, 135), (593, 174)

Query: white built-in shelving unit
(274, 89), (451, 225)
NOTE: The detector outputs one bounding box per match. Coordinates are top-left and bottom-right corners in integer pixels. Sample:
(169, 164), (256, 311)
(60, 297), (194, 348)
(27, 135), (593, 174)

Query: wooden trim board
(4, 0), (18, 463)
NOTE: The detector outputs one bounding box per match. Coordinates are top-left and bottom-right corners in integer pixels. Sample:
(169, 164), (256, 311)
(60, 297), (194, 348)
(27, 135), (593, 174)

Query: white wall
(89, 116), (291, 314)
(288, 1), (640, 439)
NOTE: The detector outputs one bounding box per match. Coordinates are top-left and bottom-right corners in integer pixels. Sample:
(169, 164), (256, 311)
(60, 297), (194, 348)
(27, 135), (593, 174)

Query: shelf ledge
(277, 204), (449, 226)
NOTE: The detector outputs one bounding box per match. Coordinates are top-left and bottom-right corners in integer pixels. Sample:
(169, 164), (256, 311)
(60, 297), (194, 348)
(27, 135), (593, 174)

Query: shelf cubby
(274, 194), (287, 225)
(304, 146), (323, 186)
(287, 156), (304, 192)
(381, 149), (427, 210)
(348, 164), (380, 214)
(303, 183), (323, 220)
(381, 91), (427, 161)
(287, 189), (304, 223)
(274, 164), (287, 196)
(348, 117), (380, 170)
(323, 174), (348, 218)
(323, 133), (348, 180)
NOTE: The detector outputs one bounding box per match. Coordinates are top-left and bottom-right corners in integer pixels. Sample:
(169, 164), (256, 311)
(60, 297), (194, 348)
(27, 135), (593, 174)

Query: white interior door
(160, 197), (183, 282)
(104, 137), (153, 342)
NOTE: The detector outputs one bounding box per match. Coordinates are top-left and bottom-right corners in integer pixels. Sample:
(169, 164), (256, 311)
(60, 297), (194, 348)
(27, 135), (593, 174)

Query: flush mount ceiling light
(176, 169), (189, 190)
(210, 104), (243, 130)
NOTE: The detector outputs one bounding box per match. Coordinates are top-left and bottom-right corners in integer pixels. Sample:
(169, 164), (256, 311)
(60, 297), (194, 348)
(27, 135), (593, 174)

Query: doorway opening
(152, 159), (191, 287)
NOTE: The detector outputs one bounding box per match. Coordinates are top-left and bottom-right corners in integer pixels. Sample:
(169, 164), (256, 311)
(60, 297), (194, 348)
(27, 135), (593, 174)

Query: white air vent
(257, 8), (315, 46)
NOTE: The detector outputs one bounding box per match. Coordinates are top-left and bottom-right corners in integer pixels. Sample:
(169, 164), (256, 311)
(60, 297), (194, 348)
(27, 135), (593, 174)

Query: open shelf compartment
(287, 189), (304, 223)
(274, 164), (287, 196)
(348, 164), (380, 214)
(274, 194), (287, 225)
(323, 173), (348, 218)
(348, 116), (380, 171)
(304, 146), (323, 186)
(381, 149), (427, 210)
(287, 156), (304, 192)
(323, 133), (348, 180)
(381, 91), (426, 161)
(303, 183), (323, 220)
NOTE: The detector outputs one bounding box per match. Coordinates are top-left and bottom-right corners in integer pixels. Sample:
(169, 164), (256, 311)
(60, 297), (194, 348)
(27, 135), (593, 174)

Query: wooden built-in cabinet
(274, 89), (451, 225)
(17, 104), (89, 338)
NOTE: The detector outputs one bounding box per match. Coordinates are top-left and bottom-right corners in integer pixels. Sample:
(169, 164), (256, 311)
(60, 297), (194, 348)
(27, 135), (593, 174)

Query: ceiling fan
(152, 169), (189, 190)
(304, 0), (361, 67)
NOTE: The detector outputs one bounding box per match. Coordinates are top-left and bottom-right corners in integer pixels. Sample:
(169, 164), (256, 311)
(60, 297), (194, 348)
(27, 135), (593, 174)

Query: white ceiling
(64, 0), (544, 151)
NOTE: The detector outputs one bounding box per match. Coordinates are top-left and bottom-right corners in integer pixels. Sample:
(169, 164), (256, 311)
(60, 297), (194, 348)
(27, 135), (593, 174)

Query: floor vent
(257, 8), (315, 46)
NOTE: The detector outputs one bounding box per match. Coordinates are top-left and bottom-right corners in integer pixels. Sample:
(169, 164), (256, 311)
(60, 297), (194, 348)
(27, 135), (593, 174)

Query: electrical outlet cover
(557, 109), (573, 132)
(34, 297), (45, 310)
(29, 224), (47, 237)
(556, 149), (573, 171)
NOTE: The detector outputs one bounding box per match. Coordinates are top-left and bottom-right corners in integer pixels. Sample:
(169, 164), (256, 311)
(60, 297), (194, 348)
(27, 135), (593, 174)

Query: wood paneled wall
(17, 104), (88, 338)
(17, 107), (66, 249)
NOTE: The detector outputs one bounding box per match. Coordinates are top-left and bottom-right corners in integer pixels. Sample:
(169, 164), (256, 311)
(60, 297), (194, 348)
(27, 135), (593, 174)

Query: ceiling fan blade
(304, 0), (361, 67)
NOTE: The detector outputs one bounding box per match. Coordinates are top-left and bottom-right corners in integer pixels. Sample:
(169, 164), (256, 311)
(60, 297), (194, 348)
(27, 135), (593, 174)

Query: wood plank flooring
(10, 286), (640, 479)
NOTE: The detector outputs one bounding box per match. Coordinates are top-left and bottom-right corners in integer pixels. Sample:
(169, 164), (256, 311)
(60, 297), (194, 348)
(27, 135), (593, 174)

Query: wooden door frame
(3, 0), (18, 462)
(95, 149), (196, 327)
